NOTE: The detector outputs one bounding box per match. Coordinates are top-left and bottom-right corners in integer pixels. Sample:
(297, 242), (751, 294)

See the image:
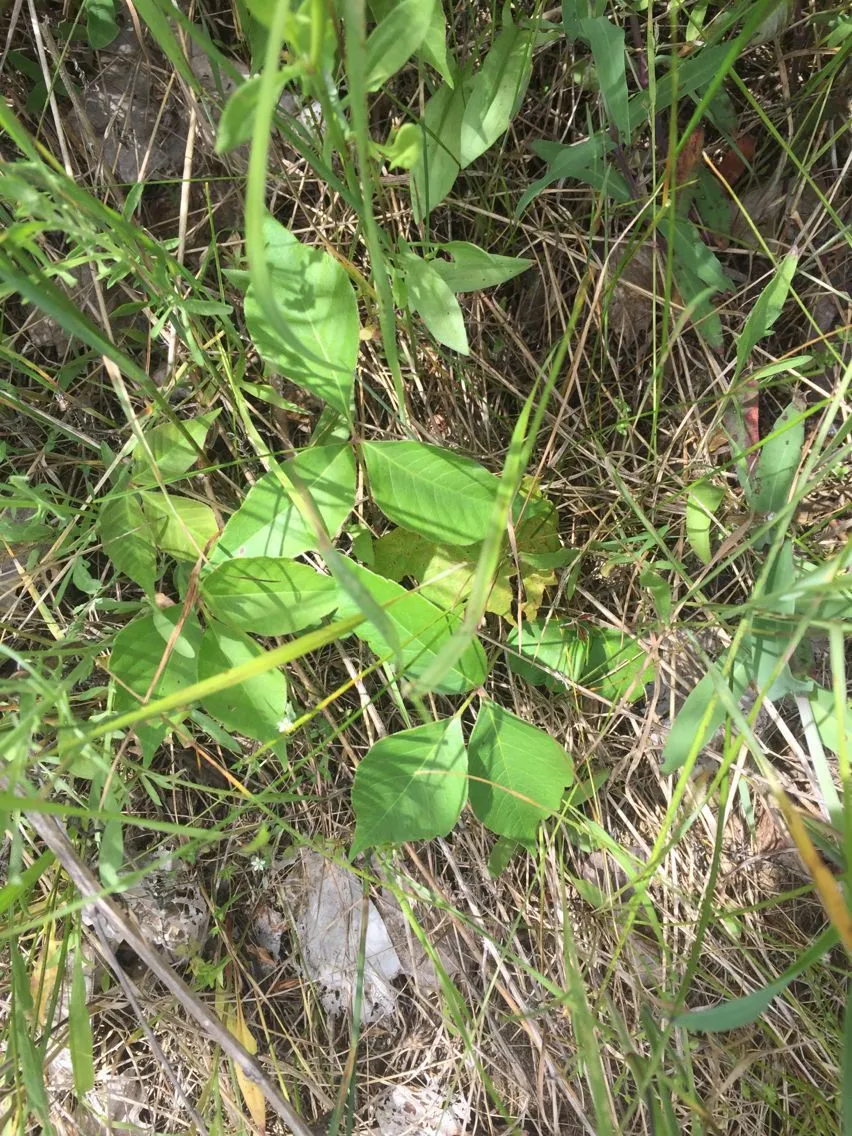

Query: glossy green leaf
(141, 492), (218, 562)
(363, 440), (500, 546)
(364, 0), (436, 91)
(661, 657), (751, 774)
(750, 403), (805, 515)
(459, 21), (535, 167)
(201, 557), (338, 635)
(675, 927), (837, 1032)
(686, 480), (725, 565)
(402, 253), (469, 354)
(736, 251), (800, 377)
(506, 620), (588, 692)
(244, 217), (359, 419)
(98, 493), (157, 593)
(85, 0), (119, 49)
(351, 718), (467, 855)
(110, 608), (204, 762)
(130, 410), (219, 487)
(429, 241), (532, 293)
(584, 629), (654, 703)
(409, 65), (474, 220)
(209, 443), (356, 566)
(197, 622), (288, 744)
(579, 17), (630, 139)
(334, 560), (488, 693)
(468, 699), (573, 840)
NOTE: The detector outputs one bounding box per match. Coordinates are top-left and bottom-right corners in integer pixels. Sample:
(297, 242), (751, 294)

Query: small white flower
(250, 855), (266, 874)
(277, 715), (295, 734)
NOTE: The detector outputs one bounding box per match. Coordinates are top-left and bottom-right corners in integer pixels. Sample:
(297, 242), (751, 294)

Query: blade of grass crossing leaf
(675, 925), (838, 1031)
(459, 20), (535, 167)
(736, 251), (800, 378)
(407, 281), (584, 694)
(70, 940), (95, 1096)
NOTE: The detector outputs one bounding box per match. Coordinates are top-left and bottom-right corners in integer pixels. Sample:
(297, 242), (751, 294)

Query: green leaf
(141, 492), (218, 562)
(459, 22), (535, 168)
(736, 251), (799, 377)
(675, 926), (838, 1032)
(750, 542), (812, 699)
(666, 213), (732, 346)
(640, 568), (672, 622)
(351, 718), (467, 855)
(110, 608), (204, 762)
(334, 559), (488, 693)
(197, 622), (288, 744)
(516, 135), (630, 214)
(209, 443), (356, 566)
(750, 402), (805, 515)
(694, 166), (732, 244)
(409, 65), (475, 221)
(686, 480), (725, 565)
(216, 74), (268, 153)
(85, 0), (119, 49)
(487, 835), (522, 877)
(244, 216), (359, 419)
(661, 657), (751, 775)
(583, 629), (654, 703)
(130, 410), (219, 487)
(69, 945), (95, 1096)
(429, 241), (532, 293)
(420, 1), (453, 84)
(579, 17), (630, 139)
(201, 557), (338, 635)
(11, 949), (49, 1125)
(381, 122), (422, 170)
(364, 0), (436, 92)
(363, 440), (500, 546)
(373, 527), (513, 617)
(402, 253), (469, 354)
(506, 620), (588, 692)
(98, 493), (157, 594)
(468, 699), (573, 840)
(808, 684), (852, 758)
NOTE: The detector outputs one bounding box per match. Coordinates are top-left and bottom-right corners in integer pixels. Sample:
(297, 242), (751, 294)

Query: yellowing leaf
(227, 1003), (266, 1133)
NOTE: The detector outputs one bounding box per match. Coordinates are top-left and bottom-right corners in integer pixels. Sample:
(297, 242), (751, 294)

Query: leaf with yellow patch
(227, 1001), (266, 1132)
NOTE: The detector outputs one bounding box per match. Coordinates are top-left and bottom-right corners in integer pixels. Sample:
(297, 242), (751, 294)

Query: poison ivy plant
(399, 251), (469, 354)
(467, 699), (573, 841)
(98, 492), (157, 594)
(141, 492), (218, 562)
(208, 443), (356, 567)
(197, 622), (289, 751)
(363, 0), (437, 92)
(410, 10), (540, 219)
(109, 608), (204, 763)
(506, 619), (588, 692)
(201, 557), (338, 635)
(351, 718), (467, 854)
(244, 216), (360, 420)
(363, 440), (501, 546)
(334, 558), (488, 693)
(130, 410), (218, 487)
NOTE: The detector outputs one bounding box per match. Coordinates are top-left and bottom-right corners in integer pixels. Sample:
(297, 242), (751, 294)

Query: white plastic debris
(289, 850), (403, 1023)
(371, 1084), (470, 1136)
